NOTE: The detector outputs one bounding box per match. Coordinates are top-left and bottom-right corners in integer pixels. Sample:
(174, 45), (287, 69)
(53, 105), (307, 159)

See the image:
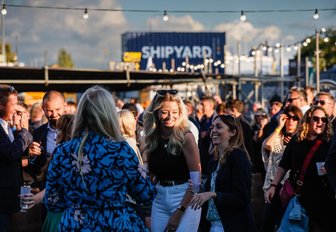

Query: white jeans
(151, 183), (201, 232)
(210, 220), (225, 232)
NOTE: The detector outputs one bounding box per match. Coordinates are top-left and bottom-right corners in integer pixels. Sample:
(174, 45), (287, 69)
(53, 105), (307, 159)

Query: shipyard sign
(122, 32), (225, 71)
(141, 46), (212, 59)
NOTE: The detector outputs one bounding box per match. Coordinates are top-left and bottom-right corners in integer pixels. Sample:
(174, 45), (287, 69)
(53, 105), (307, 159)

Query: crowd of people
(1, 83), (336, 232)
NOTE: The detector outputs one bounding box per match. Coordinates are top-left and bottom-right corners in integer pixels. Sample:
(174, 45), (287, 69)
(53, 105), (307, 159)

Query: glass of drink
(20, 185), (31, 212)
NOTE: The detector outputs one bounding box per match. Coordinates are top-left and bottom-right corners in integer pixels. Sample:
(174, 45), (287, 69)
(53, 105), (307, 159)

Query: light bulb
(306, 38), (311, 43)
(286, 47), (291, 52)
(1, 4), (7, 15)
(83, 8), (89, 19)
(163, 10), (169, 21)
(313, 9), (319, 20)
(240, 11), (246, 22)
(323, 37), (329, 43)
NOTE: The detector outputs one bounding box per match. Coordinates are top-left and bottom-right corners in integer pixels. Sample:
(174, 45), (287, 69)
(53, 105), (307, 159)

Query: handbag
(278, 196), (309, 232)
(279, 180), (295, 208)
(279, 139), (322, 208)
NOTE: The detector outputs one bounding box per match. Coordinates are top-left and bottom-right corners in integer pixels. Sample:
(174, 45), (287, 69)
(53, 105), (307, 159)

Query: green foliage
(57, 49), (74, 68)
(0, 42), (17, 63)
(298, 28), (336, 70)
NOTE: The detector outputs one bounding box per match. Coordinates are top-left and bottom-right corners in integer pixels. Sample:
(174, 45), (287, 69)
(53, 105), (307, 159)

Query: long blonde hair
(143, 92), (189, 157)
(297, 106), (333, 142)
(118, 109), (136, 138)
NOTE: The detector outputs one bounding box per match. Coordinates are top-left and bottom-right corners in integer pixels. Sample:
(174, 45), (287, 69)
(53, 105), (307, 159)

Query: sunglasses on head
(314, 100), (327, 106)
(286, 97), (300, 103)
(311, 116), (328, 123)
(1, 85), (16, 93)
(286, 114), (300, 121)
(157, 90), (178, 96)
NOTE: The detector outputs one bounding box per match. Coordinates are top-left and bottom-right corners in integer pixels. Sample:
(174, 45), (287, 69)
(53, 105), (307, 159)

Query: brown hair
(56, 114), (74, 144)
(225, 99), (244, 113)
(213, 114), (250, 165)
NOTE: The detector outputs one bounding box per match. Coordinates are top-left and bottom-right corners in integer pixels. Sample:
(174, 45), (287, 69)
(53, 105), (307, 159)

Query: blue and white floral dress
(44, 131), (156, 231)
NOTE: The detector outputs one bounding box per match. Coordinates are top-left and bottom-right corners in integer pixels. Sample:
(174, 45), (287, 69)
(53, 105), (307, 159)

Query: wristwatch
(177, 205), (186, 213)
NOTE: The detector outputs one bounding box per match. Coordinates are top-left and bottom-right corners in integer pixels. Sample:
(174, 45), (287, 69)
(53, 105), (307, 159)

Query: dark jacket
(0, 126), (33, 214)
(206, 148), (256, 232)
(25, 123), (48, 190)
(326, 133), (336, 192)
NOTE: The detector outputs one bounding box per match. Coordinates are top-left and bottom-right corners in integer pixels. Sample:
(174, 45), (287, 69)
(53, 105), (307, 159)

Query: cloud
(213, 20), (286, 53)
(147, 15), (204, 31)
(5, 0), (127, 68)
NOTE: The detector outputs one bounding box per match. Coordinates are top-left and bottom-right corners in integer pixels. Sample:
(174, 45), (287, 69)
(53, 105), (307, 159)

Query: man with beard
(26, 91), (66, 192)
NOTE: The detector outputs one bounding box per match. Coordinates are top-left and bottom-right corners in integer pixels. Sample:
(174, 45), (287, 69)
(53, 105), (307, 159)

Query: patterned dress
(43, 131), (156, 231)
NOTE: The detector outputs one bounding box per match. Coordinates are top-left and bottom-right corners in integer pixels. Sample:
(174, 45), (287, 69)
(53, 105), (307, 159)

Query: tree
(296, 28), (336, 71)
(0, 42), (17, 63)
(57, 49), (74, 68)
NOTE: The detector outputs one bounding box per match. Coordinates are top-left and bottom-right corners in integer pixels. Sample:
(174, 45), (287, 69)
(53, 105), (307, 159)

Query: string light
(313, 9), (319, 19)
(163, 10), (168, 21)
(306, 38), (311, 43)
(83, 8), (89, 19)
(240, 11), (246, 22)
(1, 4), (7, 15)
(323, 37), (330, 42)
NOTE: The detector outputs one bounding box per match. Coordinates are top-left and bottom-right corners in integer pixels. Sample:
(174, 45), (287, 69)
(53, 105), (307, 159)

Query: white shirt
(0, 118), (14, 142)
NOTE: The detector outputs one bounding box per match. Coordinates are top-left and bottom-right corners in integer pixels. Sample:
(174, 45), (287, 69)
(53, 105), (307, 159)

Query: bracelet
(275, 127), (281, 133)
(270, 183), (278, 188)
(177, 205), (186, 213)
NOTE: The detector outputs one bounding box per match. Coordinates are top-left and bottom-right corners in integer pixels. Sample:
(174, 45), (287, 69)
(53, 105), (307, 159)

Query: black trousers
(0, 214), (10, 232)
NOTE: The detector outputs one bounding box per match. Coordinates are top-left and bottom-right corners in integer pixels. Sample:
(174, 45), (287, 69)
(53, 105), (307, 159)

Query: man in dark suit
(27, 90), (66, 191)
(0, 85), (33, 231)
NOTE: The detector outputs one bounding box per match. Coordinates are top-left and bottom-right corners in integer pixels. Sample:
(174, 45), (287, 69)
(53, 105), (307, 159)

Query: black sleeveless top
(148, 137), (189, 182)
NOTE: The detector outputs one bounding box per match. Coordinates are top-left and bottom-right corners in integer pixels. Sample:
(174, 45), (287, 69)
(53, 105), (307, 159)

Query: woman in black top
(143, 90), (201, 232)
(266, 106), (336, 231)
(190, 115), (256, 232)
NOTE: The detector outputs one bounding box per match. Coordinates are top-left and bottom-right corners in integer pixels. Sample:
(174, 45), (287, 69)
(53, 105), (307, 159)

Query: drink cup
(190, 171), (200, 193)
(20, 185), (31, 212)
(316, 162), (325, 176)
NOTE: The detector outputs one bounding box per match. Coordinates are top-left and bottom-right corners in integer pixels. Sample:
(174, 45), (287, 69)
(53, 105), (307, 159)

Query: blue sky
(2, 0), (335, 69)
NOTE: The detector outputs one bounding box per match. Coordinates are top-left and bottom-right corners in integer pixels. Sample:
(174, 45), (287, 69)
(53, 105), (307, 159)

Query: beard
(49, 118), (58, 129)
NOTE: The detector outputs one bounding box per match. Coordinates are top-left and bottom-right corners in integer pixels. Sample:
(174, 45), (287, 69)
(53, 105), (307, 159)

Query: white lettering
(202, 46), (212, 57)
(193, 46), (201, 58)
(142, 46), (150, 59)
(165, 46), (174, 58)
(151, 46), (161, 59)
(174, 46), (184, 58)
(182, 47), (192, 58)
(141, 46), (214, 59)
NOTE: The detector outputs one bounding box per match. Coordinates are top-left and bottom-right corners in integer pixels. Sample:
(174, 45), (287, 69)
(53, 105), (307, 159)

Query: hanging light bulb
(313, 9), (319, 20)
(306, 38), (311, 43)
(1, 4), (7, 15)
(240, 11), (246, 22)
(83, 8), (89, 19)
(323, 37), (330, 43)
(163, 10), (169, 21)
(286, 46), (291, 52)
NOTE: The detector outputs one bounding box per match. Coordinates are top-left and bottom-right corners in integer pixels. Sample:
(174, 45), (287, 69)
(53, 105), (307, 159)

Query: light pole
(315, 30), (320, 93)
(1, 0), (6, 65)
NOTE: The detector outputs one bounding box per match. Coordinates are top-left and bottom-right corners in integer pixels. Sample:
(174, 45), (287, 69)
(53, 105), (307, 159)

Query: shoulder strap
(295, 139), (322, 194)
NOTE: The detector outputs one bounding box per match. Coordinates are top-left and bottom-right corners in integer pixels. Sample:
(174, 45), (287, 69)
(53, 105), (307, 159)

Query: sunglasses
(286, 114), (300, 121)
(255, 114), (267, 118)
(286, 97), (300, 103)
(311, 116), (328, 123)
(157, 90), (178, 96)
(313, 100), (327, 106)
